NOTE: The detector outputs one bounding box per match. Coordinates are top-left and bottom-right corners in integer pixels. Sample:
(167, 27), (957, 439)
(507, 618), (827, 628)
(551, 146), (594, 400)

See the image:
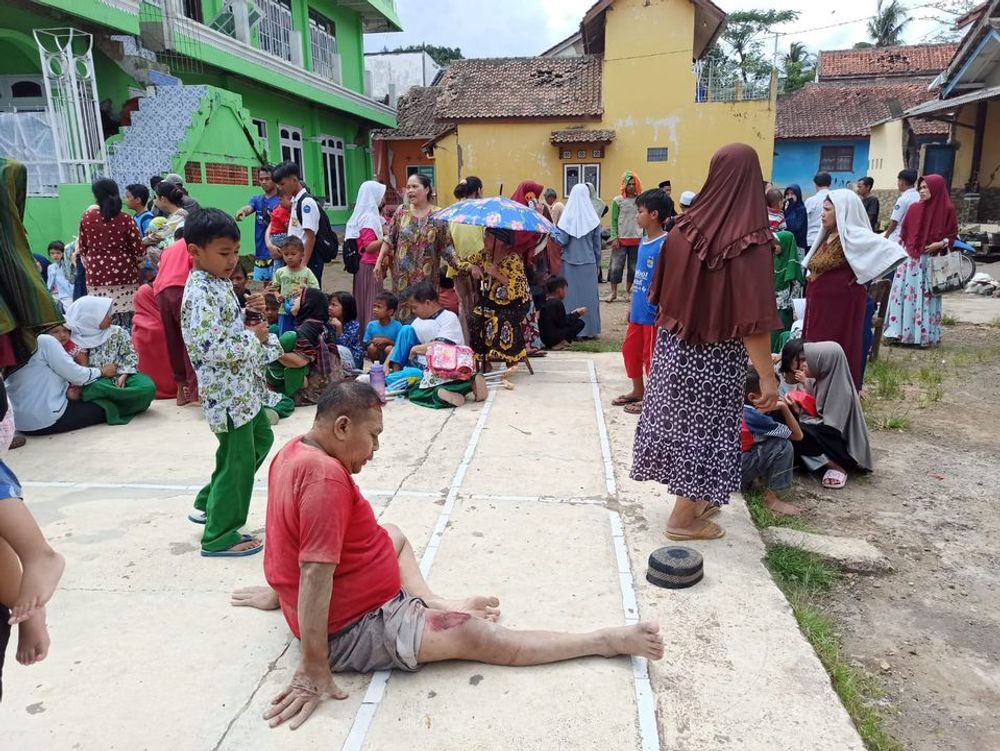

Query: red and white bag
(425, 342), (475, 381)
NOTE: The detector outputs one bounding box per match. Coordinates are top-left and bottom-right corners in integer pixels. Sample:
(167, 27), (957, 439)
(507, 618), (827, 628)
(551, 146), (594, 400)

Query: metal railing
(309, 23), (340, 84)
(258, 0), (292, 62)
(695, 64), (771, 103)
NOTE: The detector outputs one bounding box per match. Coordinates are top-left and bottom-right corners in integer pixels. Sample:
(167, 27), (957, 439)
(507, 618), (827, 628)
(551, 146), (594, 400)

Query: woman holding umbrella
(462, 227), (532, 369)
(375, 174), (457, 322)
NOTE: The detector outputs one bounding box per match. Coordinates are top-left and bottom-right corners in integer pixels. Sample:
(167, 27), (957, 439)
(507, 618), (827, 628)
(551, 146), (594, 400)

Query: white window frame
(258, 0), (293, 62)
(279, 123), (304, 177)
(309, 11), (341, 84)
(251, 117), (268, 143)
(563, 163), (600, 198)
(0, 75), (47, 112)
(320, 135), (347, 209)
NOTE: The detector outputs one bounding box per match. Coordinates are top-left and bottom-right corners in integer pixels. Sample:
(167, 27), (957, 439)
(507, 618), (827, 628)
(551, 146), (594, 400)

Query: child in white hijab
(64, 297), (139, 388)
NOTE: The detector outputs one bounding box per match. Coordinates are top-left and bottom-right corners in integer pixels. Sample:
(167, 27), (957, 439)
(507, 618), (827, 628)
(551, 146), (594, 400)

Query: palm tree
(783, 42), (814, 70)
(868, 0), (911, 47)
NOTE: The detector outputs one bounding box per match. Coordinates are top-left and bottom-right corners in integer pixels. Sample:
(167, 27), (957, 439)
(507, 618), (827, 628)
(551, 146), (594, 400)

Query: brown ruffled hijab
(649, 143), (781, 345)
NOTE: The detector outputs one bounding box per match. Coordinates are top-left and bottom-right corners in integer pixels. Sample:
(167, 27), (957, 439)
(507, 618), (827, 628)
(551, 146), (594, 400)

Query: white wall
(363, 52), (441, 102)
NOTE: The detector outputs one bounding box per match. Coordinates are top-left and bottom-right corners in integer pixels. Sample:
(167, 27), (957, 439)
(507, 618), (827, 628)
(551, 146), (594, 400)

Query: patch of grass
(941, 312), (959, 326)
(765, 544), (839, 593)
(864, 358), (909, 401)
(789, 602), (905, 751)
(567, 339), (623, 353)
(990, 316), (1000, 329)
(866, 411), (911, 431)
(917, 367), (944, 403)
(763, 551), (905, 751)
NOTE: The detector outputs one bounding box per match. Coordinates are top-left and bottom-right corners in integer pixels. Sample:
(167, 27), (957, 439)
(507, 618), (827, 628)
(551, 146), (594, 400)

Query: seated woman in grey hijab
(779, 340), (873, 490)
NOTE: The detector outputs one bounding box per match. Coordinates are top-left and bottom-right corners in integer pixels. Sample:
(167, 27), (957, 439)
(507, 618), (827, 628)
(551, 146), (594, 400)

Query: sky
(364, 0), (958, 60)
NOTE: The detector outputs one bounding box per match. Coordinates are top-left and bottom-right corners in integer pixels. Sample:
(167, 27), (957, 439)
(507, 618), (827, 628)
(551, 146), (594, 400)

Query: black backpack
(342, 237), (360, 274)
(296, 194), (339, 263)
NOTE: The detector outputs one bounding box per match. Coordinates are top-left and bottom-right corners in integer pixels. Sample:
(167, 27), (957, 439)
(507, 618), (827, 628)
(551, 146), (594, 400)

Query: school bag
(295, 194), (340, 263)
(342, 237), (360, 274)
(425, 342), (475, 381)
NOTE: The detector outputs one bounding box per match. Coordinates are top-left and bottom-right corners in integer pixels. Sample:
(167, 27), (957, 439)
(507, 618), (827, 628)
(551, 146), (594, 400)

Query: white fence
(695, 64), (771, 103)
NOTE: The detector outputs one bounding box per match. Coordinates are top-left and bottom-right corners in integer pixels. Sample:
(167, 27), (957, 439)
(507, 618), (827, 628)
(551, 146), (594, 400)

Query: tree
(913, 0), (978, 42)
(867, 0), (912, 47)
(718, 9), (800, 83)
(782, 42), (816, 93)
(381, 44), (463, 67)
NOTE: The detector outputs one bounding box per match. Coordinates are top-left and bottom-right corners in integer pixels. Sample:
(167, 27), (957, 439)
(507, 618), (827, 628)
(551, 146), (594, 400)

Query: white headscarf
(345, 181), (386, 241)
(803, 189), (907, 285)
(558, 183), (601, 239)
(65, 296), (114, 349)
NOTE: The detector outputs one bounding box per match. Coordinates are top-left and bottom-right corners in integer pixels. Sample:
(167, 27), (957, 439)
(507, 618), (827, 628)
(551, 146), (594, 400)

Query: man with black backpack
(271, 161), (339, 286)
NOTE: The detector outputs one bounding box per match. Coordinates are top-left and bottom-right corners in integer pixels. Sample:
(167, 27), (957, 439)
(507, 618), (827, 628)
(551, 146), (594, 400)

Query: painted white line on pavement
(340, 390), (496, 751)
(586, 359), (617, 496)
(590, 355), (660, 751)
(20, 480), (440, 499)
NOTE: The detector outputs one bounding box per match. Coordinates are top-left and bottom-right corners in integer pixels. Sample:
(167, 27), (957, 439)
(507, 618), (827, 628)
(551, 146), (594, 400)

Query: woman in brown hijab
(631, 144), (781, 540)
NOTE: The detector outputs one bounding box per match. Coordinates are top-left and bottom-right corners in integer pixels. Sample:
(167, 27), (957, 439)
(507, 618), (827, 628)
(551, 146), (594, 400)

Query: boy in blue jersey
(613, 189), (669, 414)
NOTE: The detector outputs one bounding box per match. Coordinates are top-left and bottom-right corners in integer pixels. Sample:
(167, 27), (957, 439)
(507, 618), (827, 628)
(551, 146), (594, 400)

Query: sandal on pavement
(822, 469), (847, 489)
(201, 539), (263, 558)
(665, 520), (725, 541)
(694, 505), (720, 521)
(612, 395), (641, 406)
(188, 511), (207, 525)
(623, 401), (643, 415)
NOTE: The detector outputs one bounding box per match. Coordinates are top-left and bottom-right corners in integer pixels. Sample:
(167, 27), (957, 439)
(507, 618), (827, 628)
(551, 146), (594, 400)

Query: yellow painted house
(405, 0), (776, 206)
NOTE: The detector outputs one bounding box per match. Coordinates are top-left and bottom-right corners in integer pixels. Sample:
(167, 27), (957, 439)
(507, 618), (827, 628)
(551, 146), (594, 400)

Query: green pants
(194, 410), (273, 552)
(267, 332), (308, 398)
(82, 374), (156, 425)
(408, 380), (474, 409)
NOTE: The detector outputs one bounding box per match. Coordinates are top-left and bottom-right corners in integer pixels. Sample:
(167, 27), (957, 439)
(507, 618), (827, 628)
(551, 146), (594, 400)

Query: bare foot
(231, 585), (280, 610)
(16, 609), (50, 666)
(437, 388), (466, 408)
(9, 550), (65, 625)
(600, 621), (664, 660)
(425, 595), (501, 622)
(763, 492), (801, 516)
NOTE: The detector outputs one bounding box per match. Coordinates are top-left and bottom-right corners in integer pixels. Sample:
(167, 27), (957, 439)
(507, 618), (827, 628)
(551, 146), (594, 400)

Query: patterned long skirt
(631, 329), (747, 507)
(471, 299), (530, 365)
(89, 283), (138, 329)
(883, 255), (942, 347)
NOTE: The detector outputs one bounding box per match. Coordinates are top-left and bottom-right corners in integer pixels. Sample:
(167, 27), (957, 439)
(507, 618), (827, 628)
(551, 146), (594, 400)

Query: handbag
(342, 237), (360, 274)
(930, 252), (963, 294)
(425, 341), (475, 381)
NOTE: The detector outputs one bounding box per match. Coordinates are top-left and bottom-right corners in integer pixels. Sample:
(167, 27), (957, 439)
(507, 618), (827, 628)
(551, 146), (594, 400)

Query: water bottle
(369, 362), (386, 403)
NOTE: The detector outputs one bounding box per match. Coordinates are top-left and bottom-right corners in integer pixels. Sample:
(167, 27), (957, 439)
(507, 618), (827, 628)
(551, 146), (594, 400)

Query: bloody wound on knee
(426, 611), (471, 631)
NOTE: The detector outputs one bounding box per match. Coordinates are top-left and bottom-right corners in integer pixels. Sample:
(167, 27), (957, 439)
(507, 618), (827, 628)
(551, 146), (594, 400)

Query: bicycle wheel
(958, 253), (976, 287)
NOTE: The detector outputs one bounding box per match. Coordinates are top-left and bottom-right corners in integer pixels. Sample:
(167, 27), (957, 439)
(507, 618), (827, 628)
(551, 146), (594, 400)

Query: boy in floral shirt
(181, 209), (281, 557)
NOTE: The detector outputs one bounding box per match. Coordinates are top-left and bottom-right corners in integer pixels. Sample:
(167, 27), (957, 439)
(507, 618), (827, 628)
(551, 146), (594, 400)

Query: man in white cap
(679, 191), (696, 212)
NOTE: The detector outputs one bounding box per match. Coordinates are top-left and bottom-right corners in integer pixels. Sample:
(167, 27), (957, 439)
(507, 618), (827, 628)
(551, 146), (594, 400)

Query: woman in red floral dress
(77, 178), (144, 328)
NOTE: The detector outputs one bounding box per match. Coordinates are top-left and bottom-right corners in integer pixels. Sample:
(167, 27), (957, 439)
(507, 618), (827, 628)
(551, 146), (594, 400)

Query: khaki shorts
(328, 591), (427, 673)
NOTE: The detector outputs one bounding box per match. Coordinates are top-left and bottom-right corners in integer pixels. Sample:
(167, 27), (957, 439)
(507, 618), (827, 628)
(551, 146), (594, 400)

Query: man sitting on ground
(385, 282), (463, 371)
(232, 381), (664, 730)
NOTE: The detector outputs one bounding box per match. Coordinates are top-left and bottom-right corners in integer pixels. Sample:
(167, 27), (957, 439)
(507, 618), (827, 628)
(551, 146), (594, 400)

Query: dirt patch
(796, 323), (1000, 751)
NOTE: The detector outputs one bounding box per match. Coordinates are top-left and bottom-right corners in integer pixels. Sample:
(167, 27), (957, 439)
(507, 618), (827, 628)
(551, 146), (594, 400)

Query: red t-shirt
(263, 438), (400, 637)
(269, 204), (291, 235)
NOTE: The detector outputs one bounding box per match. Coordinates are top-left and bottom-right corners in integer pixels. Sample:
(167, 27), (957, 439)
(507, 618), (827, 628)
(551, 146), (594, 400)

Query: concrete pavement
(2, 354), (863, 750)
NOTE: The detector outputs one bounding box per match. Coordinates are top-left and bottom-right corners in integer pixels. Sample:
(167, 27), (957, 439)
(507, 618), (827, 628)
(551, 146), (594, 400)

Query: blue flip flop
(200, 539), (263, 558)
(188, 511), (207, 525)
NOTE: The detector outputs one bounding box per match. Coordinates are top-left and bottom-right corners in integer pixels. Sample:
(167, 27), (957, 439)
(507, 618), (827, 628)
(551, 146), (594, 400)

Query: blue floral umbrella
(431, 197), (556, 234)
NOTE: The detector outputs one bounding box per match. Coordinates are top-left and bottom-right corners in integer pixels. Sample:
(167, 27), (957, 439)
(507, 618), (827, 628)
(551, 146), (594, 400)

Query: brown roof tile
(776, 81), (950, 139)
(819, 44), (958, 80)
(434, 56), (603, 120)
(550, 128), (615, 144)
(371, 86), (452, 140)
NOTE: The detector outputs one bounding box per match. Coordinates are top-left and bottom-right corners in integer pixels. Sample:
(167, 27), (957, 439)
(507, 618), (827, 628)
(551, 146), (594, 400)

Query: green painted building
(1, 0), (400, 250)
